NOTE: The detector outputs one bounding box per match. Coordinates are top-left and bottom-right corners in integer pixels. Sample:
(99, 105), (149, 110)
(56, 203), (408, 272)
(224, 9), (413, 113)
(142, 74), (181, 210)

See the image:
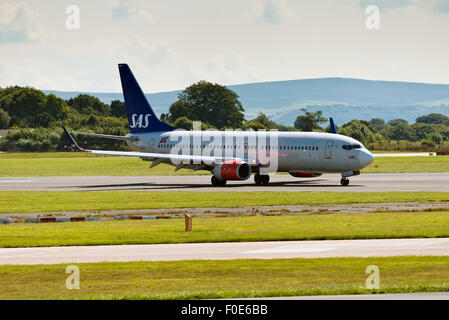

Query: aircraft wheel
(255, 174), (270, 185)
(211, 176), (227, 187)
(340, 178), (350, 186)
(262, 175), (270, 185)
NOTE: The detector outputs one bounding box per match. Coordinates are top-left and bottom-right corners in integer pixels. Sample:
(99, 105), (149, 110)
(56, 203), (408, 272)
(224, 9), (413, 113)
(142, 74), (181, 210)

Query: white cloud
(0, 1), (44, 44)
(146, 42), (175, 66)
(358, 0), (415, 11)
(358, 0), (449, 13)
(126, 40), (176, 66)
(112, 1), (153, 24)
(432, 0), (449, 13)
(250, 0), (296, 24)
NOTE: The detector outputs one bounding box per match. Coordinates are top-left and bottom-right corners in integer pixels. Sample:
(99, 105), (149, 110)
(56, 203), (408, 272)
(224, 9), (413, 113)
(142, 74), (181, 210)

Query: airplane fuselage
(125, 130), (374, 174)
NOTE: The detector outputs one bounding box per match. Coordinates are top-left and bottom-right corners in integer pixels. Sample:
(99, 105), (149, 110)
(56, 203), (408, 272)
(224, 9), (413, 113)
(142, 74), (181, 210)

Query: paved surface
(1, 172), (449, 192)
(244, 292), (449, 300)
(1, 238), (449, 265)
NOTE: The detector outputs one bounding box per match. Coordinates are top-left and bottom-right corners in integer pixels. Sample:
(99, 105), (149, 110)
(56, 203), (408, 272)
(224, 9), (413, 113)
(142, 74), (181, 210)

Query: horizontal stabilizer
(62, 127), (85, 152)
(70, 131), (139, 142)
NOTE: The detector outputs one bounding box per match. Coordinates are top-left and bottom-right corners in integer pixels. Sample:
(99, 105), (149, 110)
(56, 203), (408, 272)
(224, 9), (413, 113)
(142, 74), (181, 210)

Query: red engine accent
(289, 172), (323, 178)
(213, 160), (252, 181)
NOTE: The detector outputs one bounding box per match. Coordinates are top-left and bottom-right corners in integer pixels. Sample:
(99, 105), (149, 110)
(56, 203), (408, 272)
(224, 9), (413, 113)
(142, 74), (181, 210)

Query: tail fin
(118, 64), (176, 133)
(329, 117), (338, 134)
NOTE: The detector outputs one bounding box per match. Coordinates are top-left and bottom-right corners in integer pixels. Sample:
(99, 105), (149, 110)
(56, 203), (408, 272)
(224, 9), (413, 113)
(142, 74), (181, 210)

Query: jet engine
(213, 160), (252, 181)
(289, 172), (323, 178)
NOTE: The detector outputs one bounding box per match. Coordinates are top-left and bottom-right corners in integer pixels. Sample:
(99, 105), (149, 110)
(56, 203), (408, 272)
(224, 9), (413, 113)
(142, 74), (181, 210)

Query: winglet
(62, 126), (86, 152)
(329, 118), (338, 134)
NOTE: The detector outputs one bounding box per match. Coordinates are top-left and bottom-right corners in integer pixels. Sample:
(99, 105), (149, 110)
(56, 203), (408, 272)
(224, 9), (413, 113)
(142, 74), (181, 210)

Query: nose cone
(359, 150), (374, 168)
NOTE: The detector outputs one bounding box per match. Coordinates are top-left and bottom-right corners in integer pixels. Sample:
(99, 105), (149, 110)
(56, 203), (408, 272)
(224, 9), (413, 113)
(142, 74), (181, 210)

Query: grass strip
(365, 156), (449, 173)
(1, 153), (449, 176)
(1, 256), (449, 299)
(0, 191), (448, 214)
(2, 211), (449, 247)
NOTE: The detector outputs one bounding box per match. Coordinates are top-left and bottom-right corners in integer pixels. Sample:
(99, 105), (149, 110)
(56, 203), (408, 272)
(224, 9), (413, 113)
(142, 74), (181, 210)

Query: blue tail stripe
(118, 64), (176, 133)
(329, 117), (337, 134)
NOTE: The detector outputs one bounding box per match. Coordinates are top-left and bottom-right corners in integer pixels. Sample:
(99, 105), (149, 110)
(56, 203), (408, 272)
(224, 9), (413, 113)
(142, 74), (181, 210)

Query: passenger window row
(157, 144), (319, 151)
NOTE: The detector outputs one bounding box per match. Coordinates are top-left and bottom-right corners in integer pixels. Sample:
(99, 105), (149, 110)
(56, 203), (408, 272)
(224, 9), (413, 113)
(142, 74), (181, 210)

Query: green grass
(0, 152), (209, 177)
(1, 152), (449, 176)
(1, 256), (449, 299)
(3, 210), (449, 248)
(364, 156), (449, 173)
(0, 191), (448, 213)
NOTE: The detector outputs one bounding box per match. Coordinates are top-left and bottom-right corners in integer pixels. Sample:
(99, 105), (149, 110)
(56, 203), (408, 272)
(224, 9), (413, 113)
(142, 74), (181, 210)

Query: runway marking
(242, 239), (446, 255)
(0, 180), (34, 183)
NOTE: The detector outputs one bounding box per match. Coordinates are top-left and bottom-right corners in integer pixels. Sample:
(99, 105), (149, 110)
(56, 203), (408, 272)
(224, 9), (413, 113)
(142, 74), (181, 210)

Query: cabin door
(325, 140), (333, 160)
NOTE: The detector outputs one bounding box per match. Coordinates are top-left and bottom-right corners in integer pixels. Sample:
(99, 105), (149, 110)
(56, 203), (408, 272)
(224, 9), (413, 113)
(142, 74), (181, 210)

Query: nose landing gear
(340, 171), (359, 186)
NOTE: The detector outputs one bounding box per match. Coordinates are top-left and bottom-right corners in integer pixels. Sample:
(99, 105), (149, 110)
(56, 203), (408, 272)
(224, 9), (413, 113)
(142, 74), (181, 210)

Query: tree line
(1, 82), (449, 152)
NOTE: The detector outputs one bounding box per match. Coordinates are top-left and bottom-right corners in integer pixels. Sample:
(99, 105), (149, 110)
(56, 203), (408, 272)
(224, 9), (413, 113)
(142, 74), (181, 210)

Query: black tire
(255, 174), (269, 185)
(212, 176), (227, 187)
(340, 178), (349, 186)
(211, 176), (220, 187)
(262, 175), (270, 185)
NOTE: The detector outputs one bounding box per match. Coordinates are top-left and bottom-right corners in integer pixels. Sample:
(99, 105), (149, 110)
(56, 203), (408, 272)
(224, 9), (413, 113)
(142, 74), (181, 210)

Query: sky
(0, 0), (448, 93)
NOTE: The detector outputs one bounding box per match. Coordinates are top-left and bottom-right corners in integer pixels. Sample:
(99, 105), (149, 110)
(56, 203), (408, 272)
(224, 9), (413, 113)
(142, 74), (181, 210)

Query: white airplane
(64, 64), (374, 187)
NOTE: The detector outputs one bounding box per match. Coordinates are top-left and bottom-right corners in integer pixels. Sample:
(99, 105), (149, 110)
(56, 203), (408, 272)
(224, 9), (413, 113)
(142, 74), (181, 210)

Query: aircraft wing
(90, 149), (224, 165)
(63, 127), (235, 167)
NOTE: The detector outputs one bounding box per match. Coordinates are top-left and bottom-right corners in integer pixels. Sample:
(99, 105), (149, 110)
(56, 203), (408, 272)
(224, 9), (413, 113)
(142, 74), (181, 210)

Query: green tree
(410, 123), (440, 141)
(167, 81), (245, 129)
(110, 100), (127, 118)
(67, 94), (109, 116)
(370, 118), (387, 131)
(243, 120), (269, 131)
(422, 132), (442, 148)
(340, 120), (375, 144)
(416, 113), (449, 125)
(0, 87), (46, 127)
(251, 112), (278, 129)
(0, 87), (69, 127)
(38, 94), (70, 127)
(0, 109), (10, 129)
(173, 117), (193, 130)
(389, 123), (414, 141)
(243, 112), (278, 131)
(388, 119), (408, 127)
(294, 108), (327, 131)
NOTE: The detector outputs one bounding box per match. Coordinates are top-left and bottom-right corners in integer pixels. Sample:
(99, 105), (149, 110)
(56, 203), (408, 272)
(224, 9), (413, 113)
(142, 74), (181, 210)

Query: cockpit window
(342, 144), (362, 150)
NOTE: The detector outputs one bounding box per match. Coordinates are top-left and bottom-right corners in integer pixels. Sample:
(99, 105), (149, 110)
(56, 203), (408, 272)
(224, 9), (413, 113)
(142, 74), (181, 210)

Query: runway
(1, 238), (449, 265)
(244, 292), (449, 300)
(0, 172), (449, 192)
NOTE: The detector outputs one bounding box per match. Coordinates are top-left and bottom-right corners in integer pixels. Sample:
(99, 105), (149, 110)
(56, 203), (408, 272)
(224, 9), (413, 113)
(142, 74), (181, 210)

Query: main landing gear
(211, 176), (227, 187)
(254, 174), (270, 185)
(340, 177), (350, 186)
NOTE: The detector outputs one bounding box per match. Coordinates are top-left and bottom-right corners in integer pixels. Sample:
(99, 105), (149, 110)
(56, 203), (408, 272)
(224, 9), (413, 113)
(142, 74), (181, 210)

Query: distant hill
(44, 78), (449, 126)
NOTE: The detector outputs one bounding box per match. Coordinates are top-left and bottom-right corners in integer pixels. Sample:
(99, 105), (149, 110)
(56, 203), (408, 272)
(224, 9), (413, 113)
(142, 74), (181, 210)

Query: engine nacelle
(213, 160), (252, 181)
(289, 172), (323, 178)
